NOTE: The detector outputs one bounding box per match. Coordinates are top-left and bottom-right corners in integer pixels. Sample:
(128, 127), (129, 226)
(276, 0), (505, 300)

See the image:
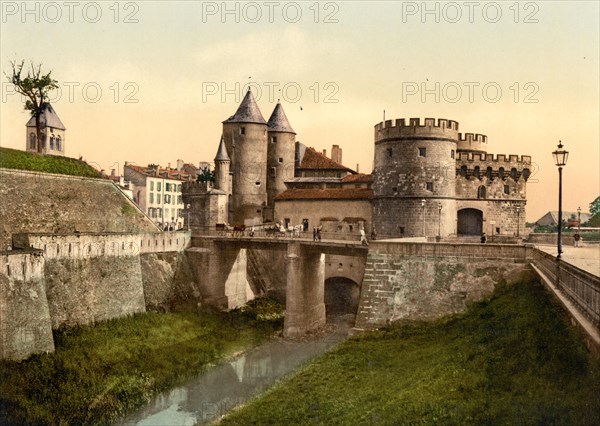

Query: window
(41, 134), (46, 148)
(504, 185), (510, 195)
(399, 226), (405, 235)
(50, 136), (55, 150)
(387, 147), (393, 157)
(498, 167), (505, 179)
(29, 133), (36, 149)
(157, 182), (162, 191)
(392, 187), (398, 193)
(240, 127), (245, 135)
(284, 218), (290, 228)
(486, 167), (493, 180)
(271, 136), (277, 143)
(255, 181), (261, 186)
(522, 168), (530, 181)
(157, 194), (161, 204)
(426, 182), (433, 191)
(278, 157), (283, 163)
(451, 149), (455, 159)
(177, 184), (182, 192)
(150, 193), (154, 203)
(419, 147), (426, 157)
(56, 136), (61, 151)
(177, 195), (182, 204)
(511, 168), (518, 180)
(460, 165), (467, 177)
(150, 181), (154, 191)
(473, 166), (480, 179)
(166, 183), (171, 192)
(477, 186), (486, 199)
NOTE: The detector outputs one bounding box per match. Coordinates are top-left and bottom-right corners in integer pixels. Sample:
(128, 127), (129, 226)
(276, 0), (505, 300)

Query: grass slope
(221, 279), (600, 425)
(0, 302), (283, 425)
(0, 147), (100, 178)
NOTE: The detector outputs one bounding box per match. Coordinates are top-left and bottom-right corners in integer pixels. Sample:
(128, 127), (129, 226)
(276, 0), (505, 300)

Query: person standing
(574, 232), (581, 247)
(480, 233), (487, 244)
(360, 228), (369, 246)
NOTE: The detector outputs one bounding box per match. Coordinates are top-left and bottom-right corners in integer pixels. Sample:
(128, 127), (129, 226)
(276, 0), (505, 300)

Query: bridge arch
(325, 276), (361, 316)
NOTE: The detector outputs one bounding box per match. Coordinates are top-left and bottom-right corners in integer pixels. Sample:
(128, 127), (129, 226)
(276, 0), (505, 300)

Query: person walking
(360, 228), (369, 246)
(574, 232), (581, 247)
(313, 227), (317, 242)
(480, 232), (487, 244)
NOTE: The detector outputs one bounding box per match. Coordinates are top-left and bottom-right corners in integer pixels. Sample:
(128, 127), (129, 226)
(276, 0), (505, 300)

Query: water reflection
(118, 317), (351, 425)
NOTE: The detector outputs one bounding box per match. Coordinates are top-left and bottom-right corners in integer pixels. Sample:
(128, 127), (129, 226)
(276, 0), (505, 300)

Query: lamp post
(516, 206), (521, 238)
(437, 201), (442, 240)
(552, 141), (569, 260)
(577, 206), (581, 231)
(421, 199), (426, 238)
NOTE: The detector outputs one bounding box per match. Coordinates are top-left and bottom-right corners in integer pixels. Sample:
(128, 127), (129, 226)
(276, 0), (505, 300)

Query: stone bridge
(186, 236), (368, 337)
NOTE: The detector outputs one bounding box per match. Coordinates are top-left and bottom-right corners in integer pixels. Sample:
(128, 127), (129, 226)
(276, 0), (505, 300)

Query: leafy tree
(6, 60), (59, 154)
(196, 166), (215, 183)
(589, 196), (600, 216)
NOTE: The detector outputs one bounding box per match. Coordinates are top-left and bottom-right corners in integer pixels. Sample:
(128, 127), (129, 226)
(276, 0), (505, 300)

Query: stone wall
(0, 251), (55, 360)
(0, 168), (159, 251)
(355, 242), (533, 329)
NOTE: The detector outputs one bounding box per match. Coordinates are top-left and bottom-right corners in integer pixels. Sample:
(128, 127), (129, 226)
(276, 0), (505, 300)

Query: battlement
(182, 181), (212, 194)
(457, 152), (532, 164)
(457, 132), (488, 153)
(374, 117), (459, 143)
(458, 133), (487, 144)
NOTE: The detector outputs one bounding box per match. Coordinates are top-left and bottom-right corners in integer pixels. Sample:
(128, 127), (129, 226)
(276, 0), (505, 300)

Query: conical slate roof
(223, 89), (267, 124)
(214, 135), (230, 161)
(267, 102), (295, 134)
(25, 103), (66, 130)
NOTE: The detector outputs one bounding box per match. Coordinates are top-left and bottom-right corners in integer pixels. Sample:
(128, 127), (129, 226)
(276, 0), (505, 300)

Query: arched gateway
(457, 208), (483, 235)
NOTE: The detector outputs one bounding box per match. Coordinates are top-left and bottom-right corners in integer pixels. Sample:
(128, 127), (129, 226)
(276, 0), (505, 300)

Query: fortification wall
(355, 242), (534, 329)
(0, 251), (55, 360)
(457, 133), (487, 153)
(0, 168), (159, 251)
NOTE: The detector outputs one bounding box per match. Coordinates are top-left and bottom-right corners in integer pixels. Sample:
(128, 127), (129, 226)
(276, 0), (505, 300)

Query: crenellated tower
(372, 118), (458, 238)
(222, 89), (268, 225)
(265, 102), (296, 222)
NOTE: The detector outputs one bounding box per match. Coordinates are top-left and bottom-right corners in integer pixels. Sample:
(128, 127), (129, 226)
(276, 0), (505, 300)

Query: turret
(214, 135), (230, 193)
(222, 89), (268, 225)
(266, 102), (296, 222)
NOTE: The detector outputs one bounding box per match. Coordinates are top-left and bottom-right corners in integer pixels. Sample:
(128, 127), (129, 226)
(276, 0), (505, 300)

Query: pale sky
(1, 1), (598, 221)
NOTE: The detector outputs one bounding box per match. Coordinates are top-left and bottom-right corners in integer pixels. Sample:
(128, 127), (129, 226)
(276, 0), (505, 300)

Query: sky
(1, 0), (598, 222)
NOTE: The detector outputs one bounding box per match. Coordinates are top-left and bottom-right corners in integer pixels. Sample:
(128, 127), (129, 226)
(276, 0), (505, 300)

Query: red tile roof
(126, 164), (193, 181)
(275, 188), (373, 201)
(300, 147), (355, 172)
(341, 173), (372, 183)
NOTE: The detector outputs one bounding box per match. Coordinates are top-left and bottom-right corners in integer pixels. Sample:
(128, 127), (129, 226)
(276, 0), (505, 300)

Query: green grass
(221, 279), (600, 425)
(0, 147), (101, 177)
(0, 305), (283, 425)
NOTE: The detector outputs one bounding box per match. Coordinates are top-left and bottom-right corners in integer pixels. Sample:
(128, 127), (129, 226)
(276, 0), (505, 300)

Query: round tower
(372, 117), (458, 238)
(266, 102), (296, 222)
(222, 89), (268, 225)
(214, 135), (230, 193)
(457, 133), (487, 153)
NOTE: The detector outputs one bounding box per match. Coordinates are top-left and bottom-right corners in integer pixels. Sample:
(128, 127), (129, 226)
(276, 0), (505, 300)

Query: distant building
(534, 211), (591, 227)
(124, 161), (200, 229)
(100, 168), (136, 200)
(25, 103), (66, 156)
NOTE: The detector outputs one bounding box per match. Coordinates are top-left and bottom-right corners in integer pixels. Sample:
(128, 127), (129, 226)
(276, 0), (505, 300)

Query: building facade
(372, 118), (531, 239)
(25, 103), (66, 156)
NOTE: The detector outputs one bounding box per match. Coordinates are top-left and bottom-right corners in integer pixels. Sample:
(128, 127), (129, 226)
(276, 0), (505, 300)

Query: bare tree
(6, 60), (59, 154)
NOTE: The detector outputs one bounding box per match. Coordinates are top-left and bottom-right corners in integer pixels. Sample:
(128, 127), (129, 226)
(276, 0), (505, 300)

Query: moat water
(117, 316), (352, 425)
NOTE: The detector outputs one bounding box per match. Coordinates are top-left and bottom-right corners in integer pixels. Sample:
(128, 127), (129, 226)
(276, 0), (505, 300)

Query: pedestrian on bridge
(360, 229), (369, 246)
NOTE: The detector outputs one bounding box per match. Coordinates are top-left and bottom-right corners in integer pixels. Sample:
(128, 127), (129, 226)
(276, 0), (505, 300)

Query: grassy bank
(221, 279), (600, 425)
(0, 147), (101, 177)
(0, 300), (283, 425)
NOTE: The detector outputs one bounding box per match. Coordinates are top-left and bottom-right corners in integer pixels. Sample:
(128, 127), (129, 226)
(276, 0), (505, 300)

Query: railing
(190, 225), (362, 242)
(532, 248), (600, 327)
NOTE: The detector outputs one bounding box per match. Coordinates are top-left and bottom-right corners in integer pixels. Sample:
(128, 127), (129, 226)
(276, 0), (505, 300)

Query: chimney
(356, 163), (360, 173)
(111, 169), (116, 177)
(167, 162), (171, 170)
(331, 145), (342, 164)
(322, 149), (327, 156)
(100, 169), (105, 175)
(177, 159), (184, 170)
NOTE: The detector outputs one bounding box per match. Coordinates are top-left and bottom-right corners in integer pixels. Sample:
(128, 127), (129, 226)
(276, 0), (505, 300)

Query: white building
(124, 162), (201, 230)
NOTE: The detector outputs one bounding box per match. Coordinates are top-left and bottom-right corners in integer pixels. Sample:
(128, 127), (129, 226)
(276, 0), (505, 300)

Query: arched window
(29, 133), (36, 149)
(50, 135), (55, 150)
(486, 167), (493, 180)
(460, 165), (467, 177)
(477, 185), (486, 199)
(498, 167), (505, 180)
(522, 168), (530, 181)
(56, 136), (61, 151)
(40, 133), (46, 148)
(511, 167), (518, 180)
(473, 166), (480, 179)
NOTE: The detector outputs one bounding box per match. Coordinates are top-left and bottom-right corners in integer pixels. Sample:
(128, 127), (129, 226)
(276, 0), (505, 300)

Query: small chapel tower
(25, 103), (66, 156)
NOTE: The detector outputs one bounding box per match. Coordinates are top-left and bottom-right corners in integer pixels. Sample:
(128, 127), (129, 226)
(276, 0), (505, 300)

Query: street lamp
(577, 206), (581, 231)
(437, 201), (442, 240)
(552, 141), (569, 259)
(421, 199), (426, 238)
(516, 206), (521, 238)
